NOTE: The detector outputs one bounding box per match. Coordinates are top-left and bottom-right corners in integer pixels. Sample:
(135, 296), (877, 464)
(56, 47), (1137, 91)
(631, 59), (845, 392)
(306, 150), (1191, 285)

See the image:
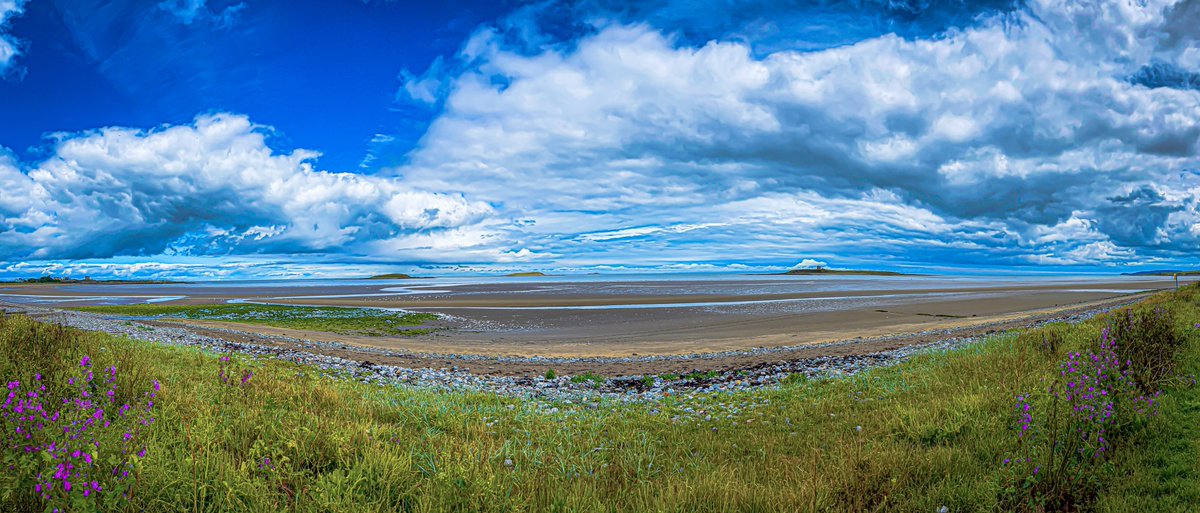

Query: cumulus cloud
(386, 0), (1200, 268)
(791, 259), (828, 269)
(0, 0), (27, 76)
(0, 114), (494, 260)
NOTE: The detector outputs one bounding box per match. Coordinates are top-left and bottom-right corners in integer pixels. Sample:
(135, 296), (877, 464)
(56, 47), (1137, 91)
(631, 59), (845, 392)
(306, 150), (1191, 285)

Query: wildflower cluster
(218, 354), (255, 388)
(2, 355), (157, 511)
(1003, 308), (1178, 510)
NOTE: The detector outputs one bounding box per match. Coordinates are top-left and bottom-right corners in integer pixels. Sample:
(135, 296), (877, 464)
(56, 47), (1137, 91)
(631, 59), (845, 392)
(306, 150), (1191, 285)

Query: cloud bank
(391, 0), (1200, 269)
(4, 0), (1200, 277)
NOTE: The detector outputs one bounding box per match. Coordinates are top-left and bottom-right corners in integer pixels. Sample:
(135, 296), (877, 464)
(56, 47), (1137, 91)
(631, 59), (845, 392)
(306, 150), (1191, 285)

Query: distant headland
(1, 276), (186, 285)
(1121, 270), (1200, 276)
(504, 272), (549, 277)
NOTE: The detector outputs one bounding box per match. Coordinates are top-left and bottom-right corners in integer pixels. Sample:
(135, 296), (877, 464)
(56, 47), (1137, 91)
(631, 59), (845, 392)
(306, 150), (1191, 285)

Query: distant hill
(367, 273), (417, 280)
(504, 272), (548, 277)
(781, 268), (910, 276)
(1122, 270), (1200, 276)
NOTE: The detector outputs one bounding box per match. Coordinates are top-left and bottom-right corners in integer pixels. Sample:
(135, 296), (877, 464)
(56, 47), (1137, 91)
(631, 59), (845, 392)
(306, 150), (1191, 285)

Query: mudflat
(0, 275), (1188, 363)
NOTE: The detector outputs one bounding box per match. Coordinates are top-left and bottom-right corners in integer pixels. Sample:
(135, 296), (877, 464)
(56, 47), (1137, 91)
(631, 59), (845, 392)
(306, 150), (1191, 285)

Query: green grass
(2, 286), (1198, 512)
(73, 303), (439, 337)
(569, 372), (605, 387)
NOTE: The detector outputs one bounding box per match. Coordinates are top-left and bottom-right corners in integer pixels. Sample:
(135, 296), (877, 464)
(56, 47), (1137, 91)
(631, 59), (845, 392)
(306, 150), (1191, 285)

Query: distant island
(1, 276), (185, 285)
(366, 273), (426, 280)
(504, 272), (548, 277)
(1122, 270), (1200, 276)
(779, 268), (911, 276)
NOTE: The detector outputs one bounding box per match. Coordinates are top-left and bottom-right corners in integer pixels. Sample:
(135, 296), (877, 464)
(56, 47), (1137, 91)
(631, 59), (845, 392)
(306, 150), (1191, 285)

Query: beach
(0, 274), (1188, 368)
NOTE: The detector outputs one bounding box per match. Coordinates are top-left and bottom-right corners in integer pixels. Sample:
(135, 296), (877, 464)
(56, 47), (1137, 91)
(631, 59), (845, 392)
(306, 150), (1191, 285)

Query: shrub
(1104, 306), (1182, 391)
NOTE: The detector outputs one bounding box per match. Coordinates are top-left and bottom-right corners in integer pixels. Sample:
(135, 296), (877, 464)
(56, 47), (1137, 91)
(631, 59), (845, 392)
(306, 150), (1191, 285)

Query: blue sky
(1, 0), (1199, 279)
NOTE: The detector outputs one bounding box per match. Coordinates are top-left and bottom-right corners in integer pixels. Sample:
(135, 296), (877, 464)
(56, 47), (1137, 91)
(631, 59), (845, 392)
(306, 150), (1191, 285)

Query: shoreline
(0, 293), (1146, 400)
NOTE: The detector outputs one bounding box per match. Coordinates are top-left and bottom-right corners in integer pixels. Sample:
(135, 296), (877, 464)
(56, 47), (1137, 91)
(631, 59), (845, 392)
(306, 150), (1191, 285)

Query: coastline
(0, 292), (1147, 400)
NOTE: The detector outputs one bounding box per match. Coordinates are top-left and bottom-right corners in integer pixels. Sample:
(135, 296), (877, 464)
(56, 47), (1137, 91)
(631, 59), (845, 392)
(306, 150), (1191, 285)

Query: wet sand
(139, 293), (1148, 377)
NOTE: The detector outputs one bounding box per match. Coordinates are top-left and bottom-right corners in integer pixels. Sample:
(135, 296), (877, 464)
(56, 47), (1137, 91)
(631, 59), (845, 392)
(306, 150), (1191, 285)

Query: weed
(569, 372), (604, 387)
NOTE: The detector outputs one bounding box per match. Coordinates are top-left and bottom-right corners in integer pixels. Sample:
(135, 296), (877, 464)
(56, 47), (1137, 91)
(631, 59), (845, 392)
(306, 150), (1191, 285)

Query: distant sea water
(0, 272), (1183, 308)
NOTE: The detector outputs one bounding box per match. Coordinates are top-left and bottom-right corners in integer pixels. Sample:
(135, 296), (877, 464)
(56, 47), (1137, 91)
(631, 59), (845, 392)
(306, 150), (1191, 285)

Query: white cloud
(576, 223), (727, 242)
(383, 0), (1200, 267)
(0, 0), (27, 75)
(791, 259), (828, 269)
(0, 114), (495, 260)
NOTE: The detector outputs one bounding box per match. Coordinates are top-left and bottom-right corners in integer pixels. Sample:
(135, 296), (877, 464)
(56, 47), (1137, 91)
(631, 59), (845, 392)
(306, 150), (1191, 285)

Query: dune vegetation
(72, 304), (439, 337)
(2, 285), (1198, 512)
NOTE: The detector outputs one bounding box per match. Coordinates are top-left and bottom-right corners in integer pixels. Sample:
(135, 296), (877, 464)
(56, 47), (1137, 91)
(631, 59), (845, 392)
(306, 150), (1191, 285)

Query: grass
(569, 372), (605, 387)
(72, 303), (439, 337)
(2, 285), (1198, 512)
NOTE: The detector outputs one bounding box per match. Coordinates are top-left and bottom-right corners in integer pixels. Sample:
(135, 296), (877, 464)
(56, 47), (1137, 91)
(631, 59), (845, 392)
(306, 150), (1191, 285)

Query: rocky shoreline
(0, 298), (1142, 403)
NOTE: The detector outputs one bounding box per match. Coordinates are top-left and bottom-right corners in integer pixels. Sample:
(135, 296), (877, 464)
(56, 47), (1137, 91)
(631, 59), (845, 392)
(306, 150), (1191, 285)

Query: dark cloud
(1130, 62), (1200, 91)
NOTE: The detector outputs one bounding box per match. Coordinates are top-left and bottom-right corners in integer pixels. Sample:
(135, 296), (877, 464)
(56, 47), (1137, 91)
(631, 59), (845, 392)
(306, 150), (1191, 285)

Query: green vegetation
(1, 285), (1197, 511)
(366, 274), (419, 280)
(73, 303), (438, 337)
(504, 272), (547, 277)
(543, 368), (556, 380)
(568, 372), (605, 387)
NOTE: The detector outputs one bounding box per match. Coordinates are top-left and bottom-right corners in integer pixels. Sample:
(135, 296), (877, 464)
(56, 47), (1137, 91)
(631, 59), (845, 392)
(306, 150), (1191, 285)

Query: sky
(0, 0), (1199, 279)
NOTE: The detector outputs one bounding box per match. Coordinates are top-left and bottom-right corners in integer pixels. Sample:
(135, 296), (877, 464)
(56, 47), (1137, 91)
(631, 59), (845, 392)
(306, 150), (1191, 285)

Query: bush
(1104, 306), (1183, 391)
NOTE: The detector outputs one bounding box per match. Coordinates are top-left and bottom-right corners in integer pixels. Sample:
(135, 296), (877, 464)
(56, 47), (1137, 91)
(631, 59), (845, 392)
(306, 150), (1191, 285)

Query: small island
(780, 267), (910, 276)
(367, 273), (419, 280)
(504, 272), (548, 277)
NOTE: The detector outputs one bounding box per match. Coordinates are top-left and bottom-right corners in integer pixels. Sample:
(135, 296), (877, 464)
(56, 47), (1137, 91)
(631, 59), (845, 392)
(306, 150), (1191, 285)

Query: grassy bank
(3, 286), (1198, 512)
(73, 304), (439, 337)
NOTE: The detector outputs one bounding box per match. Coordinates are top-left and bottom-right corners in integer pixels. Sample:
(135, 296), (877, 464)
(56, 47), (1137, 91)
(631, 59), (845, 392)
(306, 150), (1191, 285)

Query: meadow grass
(2, 285), (1197, 512)
(73, 304), (439, 337)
